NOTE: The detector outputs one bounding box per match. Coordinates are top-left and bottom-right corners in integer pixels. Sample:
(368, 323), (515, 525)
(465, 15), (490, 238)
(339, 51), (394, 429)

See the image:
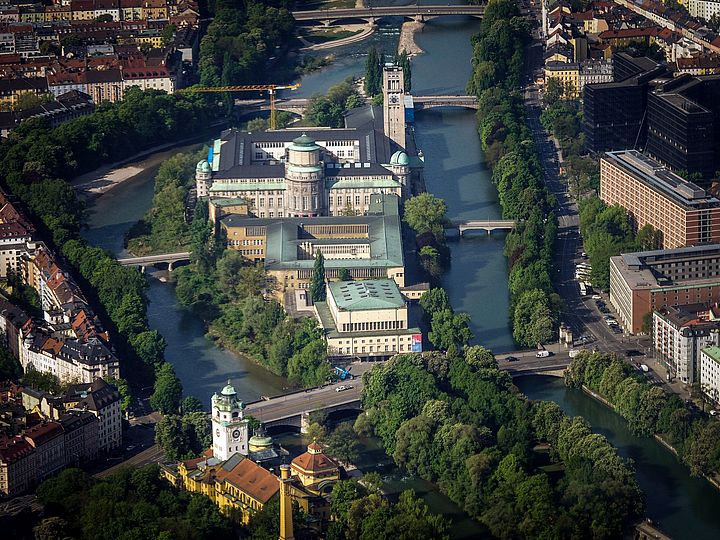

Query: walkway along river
(80, 12), (720, 539)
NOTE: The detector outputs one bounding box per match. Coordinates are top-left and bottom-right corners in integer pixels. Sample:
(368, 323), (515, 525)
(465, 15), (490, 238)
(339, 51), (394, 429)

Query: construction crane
(177, 83), (301, 129)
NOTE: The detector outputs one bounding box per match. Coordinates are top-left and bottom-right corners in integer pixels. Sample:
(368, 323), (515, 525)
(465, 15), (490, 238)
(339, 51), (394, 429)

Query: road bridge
(292, 4), (486, 25)
(117, 252), (191, 271)
(245, 384), (362, 432)
(445, 219), (517, 235)
(412, 95), (478, 110)
(236, 94), (479, 119)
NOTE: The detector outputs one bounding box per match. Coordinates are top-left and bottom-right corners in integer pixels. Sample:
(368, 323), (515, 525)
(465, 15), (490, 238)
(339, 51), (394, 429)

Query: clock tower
(211, 381), (249, 461)
(382, 64), (406, 151)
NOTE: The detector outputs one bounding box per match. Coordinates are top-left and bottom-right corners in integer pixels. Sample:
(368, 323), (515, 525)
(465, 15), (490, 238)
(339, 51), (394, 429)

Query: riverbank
(398, 21), (424, 56)
(300, 24), (376, 51)
(72, 122), (225, 199)
(580, 384), (720, 492)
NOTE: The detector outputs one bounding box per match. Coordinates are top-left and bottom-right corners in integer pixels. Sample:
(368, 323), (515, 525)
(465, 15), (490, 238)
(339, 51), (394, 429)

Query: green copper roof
(249, 434), (273, 447)
(196, 160), (211, 173)
(329, 279), (405, 311)
(288, 164), (322, 173)
(221, 383), (236, 396)
(703, 346), (720, 364)
(390, 151), (409, 166)
(289, 133), (320, 152)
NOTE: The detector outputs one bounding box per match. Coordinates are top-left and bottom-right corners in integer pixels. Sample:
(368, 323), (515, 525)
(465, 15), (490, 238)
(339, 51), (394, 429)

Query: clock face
(215, 428), (220, 437)
(232, 429), (241, 440)
(389, 94), (399, 104)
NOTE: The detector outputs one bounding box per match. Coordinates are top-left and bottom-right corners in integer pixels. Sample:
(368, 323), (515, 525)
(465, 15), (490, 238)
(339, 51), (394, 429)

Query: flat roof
(314, 301), (419, 339)
(702, 345), (720, 364)
(603, 150), (719, 210)
(329, 279), (404, 311)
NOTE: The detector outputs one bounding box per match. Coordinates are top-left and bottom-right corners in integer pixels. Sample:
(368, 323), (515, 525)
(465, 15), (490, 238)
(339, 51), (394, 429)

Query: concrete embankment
(397, 21), (424, 56)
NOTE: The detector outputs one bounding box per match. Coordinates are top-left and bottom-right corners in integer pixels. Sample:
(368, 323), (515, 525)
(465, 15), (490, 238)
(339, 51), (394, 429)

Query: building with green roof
(700, 346), (720, 405)
(219, 194), (406, 302)
(314, 278), (422, 360)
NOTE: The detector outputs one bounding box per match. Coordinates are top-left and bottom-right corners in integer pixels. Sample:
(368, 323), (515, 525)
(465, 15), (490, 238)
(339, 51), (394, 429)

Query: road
(246, 382), (362, 423)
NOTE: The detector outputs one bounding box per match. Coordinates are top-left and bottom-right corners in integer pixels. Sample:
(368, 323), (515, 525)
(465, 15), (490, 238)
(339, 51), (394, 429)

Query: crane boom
(177, 83), (301, 129)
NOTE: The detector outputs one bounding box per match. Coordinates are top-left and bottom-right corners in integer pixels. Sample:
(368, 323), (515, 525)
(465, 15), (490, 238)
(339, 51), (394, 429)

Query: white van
(569, 349), (580, 358)
(536, 350), (551, 358)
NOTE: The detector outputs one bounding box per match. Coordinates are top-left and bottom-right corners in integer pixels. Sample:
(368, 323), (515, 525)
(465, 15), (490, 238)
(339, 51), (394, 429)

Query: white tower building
(211, 382), (249, 461)
(196, 159), (212, 198)
(383, 64), (406, 151)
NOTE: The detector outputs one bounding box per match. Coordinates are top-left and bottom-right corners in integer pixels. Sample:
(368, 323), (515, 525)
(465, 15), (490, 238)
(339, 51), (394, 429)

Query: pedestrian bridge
(292, 4), (486, 25)
(446, 219), (517, 235)
(117, 252), (191, 271)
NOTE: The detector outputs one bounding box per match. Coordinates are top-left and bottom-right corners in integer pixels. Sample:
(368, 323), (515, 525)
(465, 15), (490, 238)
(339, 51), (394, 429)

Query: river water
(80, 11), (720, 539)
(517, 376), (720, 539)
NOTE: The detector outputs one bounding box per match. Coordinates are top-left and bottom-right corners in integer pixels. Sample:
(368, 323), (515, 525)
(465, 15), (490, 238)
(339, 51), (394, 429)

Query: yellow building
(163, 451), (280, 524)
(544, 61), (580, 98)
(0, 78), (49, 112)
(142, 0), (168, 19)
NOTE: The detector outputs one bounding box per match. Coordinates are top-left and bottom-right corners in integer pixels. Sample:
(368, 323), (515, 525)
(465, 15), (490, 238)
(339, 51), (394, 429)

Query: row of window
(341, 320), (405, 332)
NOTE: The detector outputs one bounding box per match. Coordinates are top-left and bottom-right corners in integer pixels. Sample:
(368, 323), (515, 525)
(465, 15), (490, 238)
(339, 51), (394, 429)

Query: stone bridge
(445, 219), (517, 235)
(292, 4), (486, 26)
(117, 252), (191, 271)
(412, 95), (478, 110)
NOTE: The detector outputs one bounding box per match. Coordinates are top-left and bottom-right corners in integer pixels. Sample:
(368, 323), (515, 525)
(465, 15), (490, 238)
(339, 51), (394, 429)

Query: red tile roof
(216, 457), (279, 504)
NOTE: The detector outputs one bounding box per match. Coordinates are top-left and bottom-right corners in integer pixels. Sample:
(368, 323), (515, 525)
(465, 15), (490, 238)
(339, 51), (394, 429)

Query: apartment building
(700, 345), (720, 404)
(610, 244), (720, 333)
(600, 150), (720, 249)
(653, 303), (720, 383)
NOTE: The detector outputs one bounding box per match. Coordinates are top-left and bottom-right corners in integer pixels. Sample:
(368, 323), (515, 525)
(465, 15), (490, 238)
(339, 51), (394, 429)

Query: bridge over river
(292, 4), (486, 25)
(117, 252), (190, 271)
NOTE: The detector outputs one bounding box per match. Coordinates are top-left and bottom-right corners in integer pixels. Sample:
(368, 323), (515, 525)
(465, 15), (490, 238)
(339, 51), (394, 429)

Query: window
(268, 198), (273, 207)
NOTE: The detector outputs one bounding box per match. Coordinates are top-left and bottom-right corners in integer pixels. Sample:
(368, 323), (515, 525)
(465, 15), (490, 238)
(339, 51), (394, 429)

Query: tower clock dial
(215, 428), (220, 437)
(232, 429), (241, 441)
(389, 94), (400, 104)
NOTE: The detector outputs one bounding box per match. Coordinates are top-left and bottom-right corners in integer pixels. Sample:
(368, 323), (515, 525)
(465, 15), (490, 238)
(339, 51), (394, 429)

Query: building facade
(314, 279), (422, 359)
(653, 304), (720, 383)
(217, 194), (406, 301)
(600, 150), (720, 249)
(700, 345), (720, 404)
(211, 383), (249, 461)
(610, 245), (720, 333)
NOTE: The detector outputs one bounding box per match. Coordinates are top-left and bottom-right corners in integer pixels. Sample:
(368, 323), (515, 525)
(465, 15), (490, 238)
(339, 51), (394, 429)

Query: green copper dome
(289, 133), (320, 152)
(221, 383), (236, 396)
(249, 434), (273, 448)
(390, 151), (409, 166)
(196, 160), (211, 173)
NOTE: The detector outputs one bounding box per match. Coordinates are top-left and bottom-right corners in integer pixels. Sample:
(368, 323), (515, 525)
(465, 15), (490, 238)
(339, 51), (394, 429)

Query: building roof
(0, 435), (33, 464)
(329, 279), (404, 311)
(291, 442), (339, 474)
(215, 454), (279, 504)
(702, 345), (720, 364)
(603, 150), (719, 210)
(23, 422), (63, 447)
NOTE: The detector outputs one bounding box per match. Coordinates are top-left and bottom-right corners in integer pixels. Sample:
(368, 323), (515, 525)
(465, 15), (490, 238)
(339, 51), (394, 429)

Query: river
(79, 10), (720, 540)
(517, 376), (720, 539)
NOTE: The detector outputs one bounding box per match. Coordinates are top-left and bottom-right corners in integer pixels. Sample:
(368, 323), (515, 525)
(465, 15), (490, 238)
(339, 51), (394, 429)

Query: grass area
(302, 28), (362, 44)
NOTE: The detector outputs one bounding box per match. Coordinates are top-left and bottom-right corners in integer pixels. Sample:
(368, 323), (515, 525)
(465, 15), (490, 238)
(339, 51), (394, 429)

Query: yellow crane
(177, 83), (301, 130)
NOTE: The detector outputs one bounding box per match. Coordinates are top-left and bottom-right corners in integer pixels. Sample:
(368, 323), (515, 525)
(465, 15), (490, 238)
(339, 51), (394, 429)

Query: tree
(130, 330), (167, 367)
(150, 363), (183, 414)
(513, 289), (554, 347)
(22, 368), (61, 394)
(338, 267), (352, 281)
(419, 245), (442, 278)
(325, 423), (361, 464)
(403, 193), (448, 241)
(106, 377), (132, 411)
(428, 309), (472, 351)
(310, 250), (326, 302)
(396, 49), (412, 92)
(419, 288), (451, 318)
(365, 46), (382, 96)
(0, 344), (21, 381)
(181, 395), (204, 413)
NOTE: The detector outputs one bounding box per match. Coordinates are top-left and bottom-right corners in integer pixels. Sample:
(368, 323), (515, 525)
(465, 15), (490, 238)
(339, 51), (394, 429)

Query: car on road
(505, 356), (519, 362)
(591, 294), (601, 300)
(336, 385), (353, 392)
(536, 350), (552, 358)
(625, 349), (645, 357)
(600, 307), (610, 314)
(612, 326), (623, 334)
(126, 445), (136, 452)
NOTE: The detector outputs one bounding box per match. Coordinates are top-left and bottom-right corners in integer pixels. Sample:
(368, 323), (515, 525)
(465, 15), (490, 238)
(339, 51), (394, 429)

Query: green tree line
(174, 209), (331, 388)
(358, 349), (645, 538)
(467, 0), (559, 347)
(566, 351), (720, 477)
(127, 149), (207, 256)
(579, 196), (662, 291)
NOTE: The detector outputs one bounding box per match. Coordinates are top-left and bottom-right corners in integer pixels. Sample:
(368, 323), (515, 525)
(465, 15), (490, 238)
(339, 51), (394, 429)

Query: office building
(653, 304), (720, 383)
(610, 244), (720, 333)
(313, 279), (422, 359)
(600, 150), (720, 249)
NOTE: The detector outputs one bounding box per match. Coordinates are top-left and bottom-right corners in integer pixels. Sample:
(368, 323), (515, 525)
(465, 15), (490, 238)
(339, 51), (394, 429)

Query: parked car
(505, 356), (519, 362)
(335, 385), (347, 392)
(591, 294), (601, 300)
